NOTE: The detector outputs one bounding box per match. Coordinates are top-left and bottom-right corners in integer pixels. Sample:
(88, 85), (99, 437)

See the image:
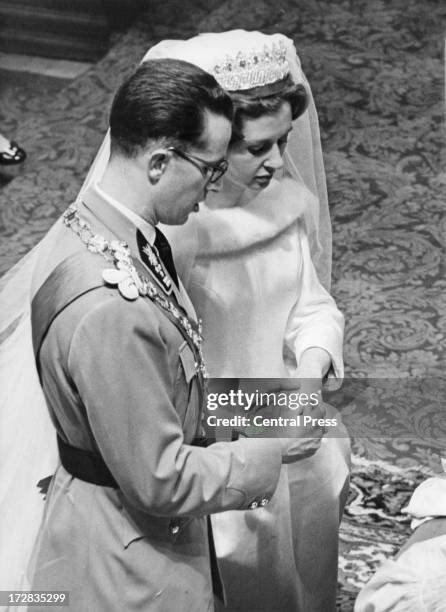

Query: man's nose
(264, 143), (284, 171)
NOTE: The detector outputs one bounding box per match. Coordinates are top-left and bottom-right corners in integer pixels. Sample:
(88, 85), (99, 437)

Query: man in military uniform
(29, 60), (323, 611)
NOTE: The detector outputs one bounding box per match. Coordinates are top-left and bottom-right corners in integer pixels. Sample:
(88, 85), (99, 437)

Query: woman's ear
(147, 149), (171, 184)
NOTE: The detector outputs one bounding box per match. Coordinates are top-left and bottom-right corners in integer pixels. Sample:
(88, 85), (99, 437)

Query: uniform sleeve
(67, 296), (282, 516)
(283, 222), (344, 380)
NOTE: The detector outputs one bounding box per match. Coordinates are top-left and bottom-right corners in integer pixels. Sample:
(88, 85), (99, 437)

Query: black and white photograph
(0, 1), (444, 610)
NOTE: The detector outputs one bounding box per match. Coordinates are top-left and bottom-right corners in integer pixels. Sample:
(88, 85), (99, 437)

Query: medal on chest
(63, 202), (208, 379)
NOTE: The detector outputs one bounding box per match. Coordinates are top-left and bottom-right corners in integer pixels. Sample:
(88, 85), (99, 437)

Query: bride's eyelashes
(246, 135), (289, 157)
(247, 142), (272, 156)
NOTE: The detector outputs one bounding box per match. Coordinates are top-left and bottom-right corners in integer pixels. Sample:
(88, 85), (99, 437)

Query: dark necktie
(154, 227), (179, 289)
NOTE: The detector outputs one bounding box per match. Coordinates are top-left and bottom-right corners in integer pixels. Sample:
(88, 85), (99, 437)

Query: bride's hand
(273, 383), (326, 463)
(235, 386), (326, 463)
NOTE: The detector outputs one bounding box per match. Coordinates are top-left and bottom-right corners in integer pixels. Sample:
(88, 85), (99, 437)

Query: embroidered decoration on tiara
(63, 202), (208, 378)
(212, 40), (289, 91)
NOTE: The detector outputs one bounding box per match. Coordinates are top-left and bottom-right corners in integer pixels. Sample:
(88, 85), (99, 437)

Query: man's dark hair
(109, 59), (233, 158)
(229, 75), (308, 142)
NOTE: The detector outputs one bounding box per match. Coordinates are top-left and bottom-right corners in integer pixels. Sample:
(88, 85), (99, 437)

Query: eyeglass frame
(167, 147), (228, 184)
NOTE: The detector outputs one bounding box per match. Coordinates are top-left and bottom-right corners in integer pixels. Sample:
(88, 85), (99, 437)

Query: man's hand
(277, 386), (326, 463)
(210, 376), (329, 463)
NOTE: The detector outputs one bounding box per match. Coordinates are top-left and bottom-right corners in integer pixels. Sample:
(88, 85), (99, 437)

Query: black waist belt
(57, 435), (118, 488)
(57, 434), (214, 488)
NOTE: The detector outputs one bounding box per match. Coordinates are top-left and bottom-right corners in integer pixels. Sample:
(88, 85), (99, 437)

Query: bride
(0, 30), (349, 611)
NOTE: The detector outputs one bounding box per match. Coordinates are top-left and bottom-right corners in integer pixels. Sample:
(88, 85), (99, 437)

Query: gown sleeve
(283, 221), (344, 381)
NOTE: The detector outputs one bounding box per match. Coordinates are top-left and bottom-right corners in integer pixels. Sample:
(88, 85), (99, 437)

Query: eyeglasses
(167, 147), (228, 184)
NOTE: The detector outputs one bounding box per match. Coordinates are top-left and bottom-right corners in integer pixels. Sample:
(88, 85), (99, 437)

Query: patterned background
(0, 0), (445, 608)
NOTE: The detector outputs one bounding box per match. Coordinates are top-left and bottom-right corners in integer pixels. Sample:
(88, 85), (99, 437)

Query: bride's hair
(229, 74), (308, 142)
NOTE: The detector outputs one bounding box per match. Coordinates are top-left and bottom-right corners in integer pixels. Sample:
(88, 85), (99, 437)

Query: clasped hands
(236, 377), (326, 464)
(241, 348), (333, 464)
(273, 378), (326, 464)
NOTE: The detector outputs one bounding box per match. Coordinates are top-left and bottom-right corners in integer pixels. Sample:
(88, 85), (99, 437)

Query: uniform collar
(80, 183), (148, 257)
(88, 182), (156, 245)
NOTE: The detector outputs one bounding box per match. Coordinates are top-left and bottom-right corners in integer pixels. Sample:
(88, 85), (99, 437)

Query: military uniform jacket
(28, 186), (282, 612)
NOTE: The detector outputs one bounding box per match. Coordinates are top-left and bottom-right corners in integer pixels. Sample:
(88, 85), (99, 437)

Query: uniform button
(170, 524), (180, 535)
(260, 498), (269, 506)
(249, 501), (259, 509)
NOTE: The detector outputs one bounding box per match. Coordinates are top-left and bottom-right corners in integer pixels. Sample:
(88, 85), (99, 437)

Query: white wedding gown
(164, 176), (350, 611)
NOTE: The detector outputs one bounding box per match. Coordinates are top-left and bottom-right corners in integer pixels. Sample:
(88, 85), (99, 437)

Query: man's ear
(147, 149), (171, 184)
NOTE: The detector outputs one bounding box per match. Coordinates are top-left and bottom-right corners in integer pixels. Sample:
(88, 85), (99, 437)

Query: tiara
(211, 39), (289, 91)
